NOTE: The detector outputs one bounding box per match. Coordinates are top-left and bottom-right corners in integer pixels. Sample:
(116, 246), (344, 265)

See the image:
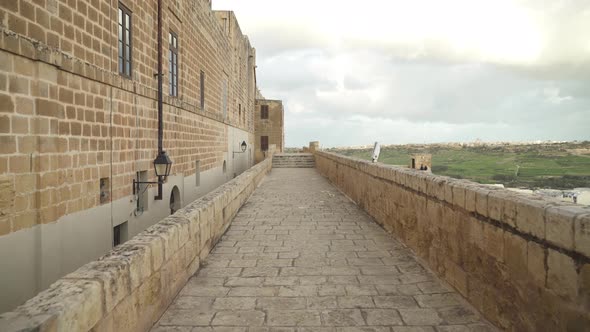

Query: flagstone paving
(151, 168), (497, 332)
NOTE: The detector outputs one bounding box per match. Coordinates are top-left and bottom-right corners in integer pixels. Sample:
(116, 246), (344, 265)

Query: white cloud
(213, 0), (590, 146)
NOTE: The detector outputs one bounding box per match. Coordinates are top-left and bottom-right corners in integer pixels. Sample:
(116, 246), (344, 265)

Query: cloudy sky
(213, 0), (590, 148)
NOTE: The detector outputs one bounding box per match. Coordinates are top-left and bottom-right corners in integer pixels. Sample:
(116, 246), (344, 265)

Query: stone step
(273, 164), (315, 168)
(272, 153), (315, 168)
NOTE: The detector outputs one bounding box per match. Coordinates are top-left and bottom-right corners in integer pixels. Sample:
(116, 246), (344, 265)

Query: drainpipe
(156, 0), (163, 200)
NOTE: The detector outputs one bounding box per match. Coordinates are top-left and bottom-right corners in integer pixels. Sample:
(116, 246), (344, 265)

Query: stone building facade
(254, 99), (284, 162)
(0, 0), (261, 312)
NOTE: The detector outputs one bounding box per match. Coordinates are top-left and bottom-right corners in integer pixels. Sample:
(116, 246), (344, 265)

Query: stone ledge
(315, 150), (590, 259)
(0, 158), (272, 332)
(315, 150), (590, 330)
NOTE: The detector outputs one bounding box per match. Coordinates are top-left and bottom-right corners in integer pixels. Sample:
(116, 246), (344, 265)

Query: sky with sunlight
(213, 0), (590, 147)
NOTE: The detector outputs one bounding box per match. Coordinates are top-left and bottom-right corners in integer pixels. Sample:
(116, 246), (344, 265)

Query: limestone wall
(0, 0), (259, 311)
(0, 157), (272, 332)
(315, 150), (590, 331)
(254, 99), (284, 163)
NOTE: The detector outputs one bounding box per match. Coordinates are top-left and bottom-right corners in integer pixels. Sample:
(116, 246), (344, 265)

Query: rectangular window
(261, 105), (269, 119)
(118, 4), (132, 77)
(169, 31), (178, 96)
(200, 70), (205, 110)
(261, 136), (269, 151)
(113, 221), (128, 247)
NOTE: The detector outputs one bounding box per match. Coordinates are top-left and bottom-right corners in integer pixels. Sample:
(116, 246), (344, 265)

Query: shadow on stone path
(151, 168), (497, 332)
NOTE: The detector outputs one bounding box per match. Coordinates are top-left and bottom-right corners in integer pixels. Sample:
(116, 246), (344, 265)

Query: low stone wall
(0, 158), (272, 332)
(315, 151), (590, 331)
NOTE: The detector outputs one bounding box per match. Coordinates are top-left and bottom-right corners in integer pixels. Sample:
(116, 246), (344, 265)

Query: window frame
(169, 31), (179, 97)
(118, 3), (133, 78)
(261, 135), (269, 151)
(261, 105), (269, 119)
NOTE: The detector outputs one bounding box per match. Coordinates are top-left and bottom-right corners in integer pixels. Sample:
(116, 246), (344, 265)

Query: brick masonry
(315, 150), (590, 331)
(0, 0), (280, 313)
(0, 154), (273, 332)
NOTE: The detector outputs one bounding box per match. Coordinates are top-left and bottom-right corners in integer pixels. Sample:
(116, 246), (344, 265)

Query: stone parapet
(0, 157), (272, 332)
(314, 150), (590, 331)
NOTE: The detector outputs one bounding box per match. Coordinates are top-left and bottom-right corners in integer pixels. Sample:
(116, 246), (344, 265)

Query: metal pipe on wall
(156, 0), (163, 200)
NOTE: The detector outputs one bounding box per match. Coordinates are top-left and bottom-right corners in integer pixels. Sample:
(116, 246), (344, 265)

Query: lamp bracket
(133, 179), (162, 195)
(232, 150), (246, 157)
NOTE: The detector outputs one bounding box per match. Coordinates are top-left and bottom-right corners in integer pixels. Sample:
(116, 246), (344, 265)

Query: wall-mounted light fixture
(233, 140), (248, 158)
(133, 150), (173, 200)
(132, 0), (173, 201)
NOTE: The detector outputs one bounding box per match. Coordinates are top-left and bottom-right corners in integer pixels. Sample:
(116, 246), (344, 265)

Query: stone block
(15, 96), (34, 115)
(515, 197), (546, 239)
(110, 293), (139, 332)
(415, 173), (427, 193)
(547, 249), (578, 300)
(143, 223), (180, 262)
(0, 115), (9, 133)
(0, 93), (14, 113)
(483, 222), (504, 262)
(487, 190), (506, 222)
(574, 214), (590, 258)
(527, 241), (546, 289)
(545, 205), (581, 250)
(427, 177), (447, 201)
(13, 210), (36, 230)
(474, 187), (490, 217)
(503, 232), (528, 283)
(464, 185), (477, 213)
(102, 240), (153, 291)
(0, 279), (103, 332)
(451, 181), (466, 209)
(444, 179), (454, 204)
(64, 259), (130, 312)
(502, 193), (518, 228)
(36, 99), (65, 119)
(160, 215), (190, 248)
(0, 176), (15, 210)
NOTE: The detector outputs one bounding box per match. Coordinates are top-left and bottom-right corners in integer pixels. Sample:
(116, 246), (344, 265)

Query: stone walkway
(151, 168), (496, 332)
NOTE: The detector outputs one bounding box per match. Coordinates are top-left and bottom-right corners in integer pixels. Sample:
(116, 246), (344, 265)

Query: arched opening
(223, 160), (227, 174)
(170, 186), (181, 215)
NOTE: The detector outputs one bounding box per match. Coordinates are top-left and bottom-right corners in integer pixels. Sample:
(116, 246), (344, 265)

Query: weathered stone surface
(211, 310), (265, 326)
(547, 249), (578, 300)
(267, 310), (321, 326)
(514, 197), (546, 239)
(575, 213), (590, 257)
(364, 309), (404, 325)
(315, 151), (589, 331)
(0, 279), (103, 332)
(150, 168), (494, 331)
(399, 309), (443, 325)
(0, 157), (273, 331)
(545, 205), (578, 250)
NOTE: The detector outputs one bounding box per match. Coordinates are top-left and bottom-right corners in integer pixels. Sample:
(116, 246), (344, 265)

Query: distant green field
(329, 142), (590, 190)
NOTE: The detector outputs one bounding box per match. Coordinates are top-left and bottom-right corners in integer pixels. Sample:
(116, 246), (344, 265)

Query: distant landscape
(323, 141), (590, 190)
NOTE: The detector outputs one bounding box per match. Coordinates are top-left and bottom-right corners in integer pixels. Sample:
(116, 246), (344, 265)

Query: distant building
(508, 188), (590, 206)
(254, 99), (284, 162)
(410, 154), (432, 172)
